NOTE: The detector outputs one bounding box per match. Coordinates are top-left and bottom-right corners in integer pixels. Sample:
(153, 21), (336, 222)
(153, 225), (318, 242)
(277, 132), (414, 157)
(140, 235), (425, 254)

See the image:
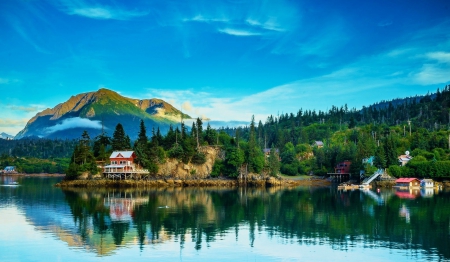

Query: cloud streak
(7, 105), (43, 113)
(218, 28), (261, 36)
(0, 118), (28, 127)
(55, 0), (148, 20)
(46, 117), (102, 133)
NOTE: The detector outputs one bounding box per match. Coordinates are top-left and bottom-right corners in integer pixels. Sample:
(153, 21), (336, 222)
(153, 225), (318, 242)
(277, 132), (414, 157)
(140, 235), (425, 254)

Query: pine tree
(247, 115), (264, 173)
(93, 132), (111, 160)
(112, 123), (128, 151)
(374, 142), (387, 168)
(384, 135), (398, 166)
(79, 131), (91, 165)
(196, 118), (203, 145)
(137, 119), (148, 146)
(204, 123), (217, 145)
(268, 145), (280, 177)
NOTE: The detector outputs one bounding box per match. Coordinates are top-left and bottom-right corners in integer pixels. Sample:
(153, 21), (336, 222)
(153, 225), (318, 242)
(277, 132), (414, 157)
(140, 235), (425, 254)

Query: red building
(105, 151), (136, 172)
(103, 151), (149, 179)
(395, 178), (420, 188)
(334, 160), (351, 174)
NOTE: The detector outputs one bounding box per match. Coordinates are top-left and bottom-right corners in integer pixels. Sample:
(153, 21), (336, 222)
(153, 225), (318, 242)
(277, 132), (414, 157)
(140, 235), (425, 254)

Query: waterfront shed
(334, 160), (351, 174)
(395, 178), (420, 188)
(420, 179), (434, 188)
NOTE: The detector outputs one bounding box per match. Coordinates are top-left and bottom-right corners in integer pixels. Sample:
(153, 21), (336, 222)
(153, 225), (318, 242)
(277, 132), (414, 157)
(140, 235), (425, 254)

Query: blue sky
(1, 0), (450, 135)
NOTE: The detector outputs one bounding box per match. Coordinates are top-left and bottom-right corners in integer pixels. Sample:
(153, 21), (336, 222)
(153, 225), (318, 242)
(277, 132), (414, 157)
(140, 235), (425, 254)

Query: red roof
(395, 178), (419, 183)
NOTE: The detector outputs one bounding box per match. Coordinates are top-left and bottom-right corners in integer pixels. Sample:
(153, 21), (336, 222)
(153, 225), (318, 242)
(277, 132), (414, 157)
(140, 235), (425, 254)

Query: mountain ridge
(15, 88), (190, 140)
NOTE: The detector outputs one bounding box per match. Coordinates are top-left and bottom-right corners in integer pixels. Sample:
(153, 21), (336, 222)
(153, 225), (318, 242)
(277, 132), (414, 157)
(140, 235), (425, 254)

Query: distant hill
(15, 88), (190, 140)
(0, 132), (14, 140)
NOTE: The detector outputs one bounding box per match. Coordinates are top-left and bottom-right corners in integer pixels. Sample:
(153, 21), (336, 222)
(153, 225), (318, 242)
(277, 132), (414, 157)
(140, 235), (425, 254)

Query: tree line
(65, 116), (281, 180)
(4, 84), (450, 178)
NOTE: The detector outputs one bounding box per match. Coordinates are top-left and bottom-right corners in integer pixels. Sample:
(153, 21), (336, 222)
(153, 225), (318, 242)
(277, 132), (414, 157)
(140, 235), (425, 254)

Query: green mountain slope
(15, 88), (190, 140)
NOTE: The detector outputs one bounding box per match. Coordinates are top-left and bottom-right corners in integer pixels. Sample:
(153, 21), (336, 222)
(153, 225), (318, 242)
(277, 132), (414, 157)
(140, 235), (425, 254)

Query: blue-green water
(0, 176), (449, 261)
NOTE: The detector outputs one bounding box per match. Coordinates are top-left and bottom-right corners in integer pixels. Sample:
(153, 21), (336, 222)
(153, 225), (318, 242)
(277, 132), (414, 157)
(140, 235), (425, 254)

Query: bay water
(0, 176), (448, 261)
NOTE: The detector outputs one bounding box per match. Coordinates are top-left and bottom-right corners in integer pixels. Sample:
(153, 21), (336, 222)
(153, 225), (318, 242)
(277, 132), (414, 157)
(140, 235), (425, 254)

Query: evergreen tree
(163, 125), (176, 150)
(134, 120), (149, 168)
(384, 135), (398, 166)
(196, 118), (203, 145)
(93, 132), (111, 160)
(374, 143), (387, 168)
(268, 145), (280, 177)
(204, 123), (217, 145)
(247, 115), (265, 173)
(137, 119), (148, 146)
(79, 131), (91, 165)
(112, 123), (128, 151)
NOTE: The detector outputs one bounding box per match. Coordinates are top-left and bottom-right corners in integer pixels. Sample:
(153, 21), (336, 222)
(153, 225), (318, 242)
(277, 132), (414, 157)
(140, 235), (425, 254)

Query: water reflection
(1, 177), (450, 261)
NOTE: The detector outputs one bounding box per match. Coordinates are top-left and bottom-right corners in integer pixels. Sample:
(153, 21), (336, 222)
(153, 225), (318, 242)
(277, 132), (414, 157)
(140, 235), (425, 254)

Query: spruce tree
(93, 132), (111, 160)
(112, 123), (128, 151)
(247, 115), (264, 173)
(137, 119), (148, 146)
(268, 145), (280, 177)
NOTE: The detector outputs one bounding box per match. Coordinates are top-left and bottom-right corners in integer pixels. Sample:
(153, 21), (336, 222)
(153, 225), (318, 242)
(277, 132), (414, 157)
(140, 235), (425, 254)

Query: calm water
(0, 176), (449, 261)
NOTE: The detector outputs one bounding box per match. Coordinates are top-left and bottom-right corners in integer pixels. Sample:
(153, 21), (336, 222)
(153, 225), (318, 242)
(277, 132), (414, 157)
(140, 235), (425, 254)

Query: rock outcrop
(157, 146), (220, 179)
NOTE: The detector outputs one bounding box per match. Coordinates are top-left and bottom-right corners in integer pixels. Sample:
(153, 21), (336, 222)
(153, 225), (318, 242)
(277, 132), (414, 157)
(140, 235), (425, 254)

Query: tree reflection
(60, 187), (450, 259)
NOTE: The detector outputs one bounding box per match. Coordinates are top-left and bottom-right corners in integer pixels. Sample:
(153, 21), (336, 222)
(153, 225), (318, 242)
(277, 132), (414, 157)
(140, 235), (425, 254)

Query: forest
(2, 84), (450, 179)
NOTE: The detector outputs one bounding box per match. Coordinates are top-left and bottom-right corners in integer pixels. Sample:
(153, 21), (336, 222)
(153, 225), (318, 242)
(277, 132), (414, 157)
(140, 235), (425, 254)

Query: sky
(1, 0), (450, 136)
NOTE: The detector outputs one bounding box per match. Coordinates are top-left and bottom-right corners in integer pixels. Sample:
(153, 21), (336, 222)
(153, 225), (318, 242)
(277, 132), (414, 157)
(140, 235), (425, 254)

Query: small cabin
(334, 160), (351, 174)
(395, 178), (420, 188)
(313, 141), (324, 148)
(420, 179), (434, 188)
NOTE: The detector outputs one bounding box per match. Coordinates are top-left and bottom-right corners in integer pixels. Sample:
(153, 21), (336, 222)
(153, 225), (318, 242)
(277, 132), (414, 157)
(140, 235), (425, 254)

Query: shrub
(191, 152), (207, 165)
(210, 160), (224, 177)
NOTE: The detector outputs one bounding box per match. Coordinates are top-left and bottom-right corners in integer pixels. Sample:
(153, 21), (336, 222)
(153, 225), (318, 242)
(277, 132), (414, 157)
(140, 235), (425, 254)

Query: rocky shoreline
(55, 177), (331, 188)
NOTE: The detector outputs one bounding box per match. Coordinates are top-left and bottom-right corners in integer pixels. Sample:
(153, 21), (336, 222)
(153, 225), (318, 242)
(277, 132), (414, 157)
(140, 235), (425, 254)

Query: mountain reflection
(49, 186), (450, 259)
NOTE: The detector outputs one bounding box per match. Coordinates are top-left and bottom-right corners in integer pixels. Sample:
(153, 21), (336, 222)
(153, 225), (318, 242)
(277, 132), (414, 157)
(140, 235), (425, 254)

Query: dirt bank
(55, 176), (331, 188)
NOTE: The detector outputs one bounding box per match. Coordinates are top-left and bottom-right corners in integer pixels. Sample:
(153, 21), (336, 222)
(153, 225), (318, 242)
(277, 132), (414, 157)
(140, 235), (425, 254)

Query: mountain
(0, 132), (14, 140)
(15, 88), (190, 140)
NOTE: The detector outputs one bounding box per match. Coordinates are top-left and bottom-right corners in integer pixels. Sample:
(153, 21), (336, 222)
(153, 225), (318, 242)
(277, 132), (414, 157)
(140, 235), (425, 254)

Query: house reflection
(104, 192), (149, 222)
(420, 187), (434, 198)
(395, 188), (420, 199)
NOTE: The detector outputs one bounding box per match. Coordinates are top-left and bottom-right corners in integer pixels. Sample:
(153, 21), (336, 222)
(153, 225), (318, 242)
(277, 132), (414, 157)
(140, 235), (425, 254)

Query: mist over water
(0, 176), (448, 261)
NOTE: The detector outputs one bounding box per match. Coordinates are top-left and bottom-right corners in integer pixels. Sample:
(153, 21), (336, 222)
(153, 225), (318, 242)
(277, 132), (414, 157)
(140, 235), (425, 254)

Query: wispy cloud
(69, 7), (147, 20)
(218, 28), (261, 36)
(0, 118), (28, 127)
(46, 117), (102, 133)
(55, 0), (147, 20)
(414, 64), (450, 85)
(180, 0), (298, 36)
(7, 105), (44, 113)
(426, 52), (450, 63)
